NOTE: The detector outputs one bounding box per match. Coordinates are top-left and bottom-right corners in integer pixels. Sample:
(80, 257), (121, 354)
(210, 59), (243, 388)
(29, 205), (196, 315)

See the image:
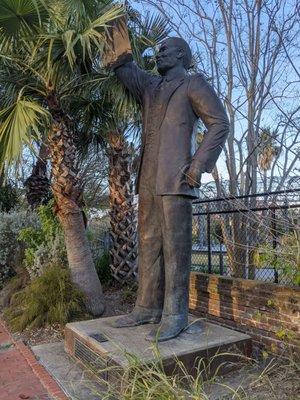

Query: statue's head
(156, 37), (192, 74)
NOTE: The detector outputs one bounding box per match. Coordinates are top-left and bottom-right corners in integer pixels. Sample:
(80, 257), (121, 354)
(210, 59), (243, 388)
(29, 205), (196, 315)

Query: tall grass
(73, 343), (300, 400)
(86, 344), (254, 400)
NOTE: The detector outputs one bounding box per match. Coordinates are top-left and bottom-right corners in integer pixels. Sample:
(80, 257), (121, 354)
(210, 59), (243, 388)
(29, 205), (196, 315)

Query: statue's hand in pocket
(185, 166), (201, 188)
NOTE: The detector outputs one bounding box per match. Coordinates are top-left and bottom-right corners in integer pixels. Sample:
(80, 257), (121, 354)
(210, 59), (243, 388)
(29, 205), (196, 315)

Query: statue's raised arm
(103, 16), (152, 104)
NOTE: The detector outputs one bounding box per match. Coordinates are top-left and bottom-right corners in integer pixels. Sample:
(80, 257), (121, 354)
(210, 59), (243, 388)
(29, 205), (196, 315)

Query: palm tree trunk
(108, 131), (137, 283)
(47, 93), (104, 316)
(24, 140), (50, 209)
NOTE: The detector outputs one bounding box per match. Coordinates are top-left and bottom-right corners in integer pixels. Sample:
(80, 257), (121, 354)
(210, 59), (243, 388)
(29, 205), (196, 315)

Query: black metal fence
(191, 189), (300, 286)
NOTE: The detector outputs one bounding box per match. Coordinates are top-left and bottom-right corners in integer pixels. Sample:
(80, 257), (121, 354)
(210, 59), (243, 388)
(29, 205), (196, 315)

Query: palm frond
(0, 95), (50, 170)
(139, 13), (170, 47)
(130, 13), (170, 56)
(61, 72), (108, 97)
(0, 59), (47, 107)
(37, 4), (124, 72)
(0, 52), (48, 86)
(45, 0), (114, 28)
(72, 5), (125, 66)
(0, 0), (48, 51)
(59, 0), (112, 22)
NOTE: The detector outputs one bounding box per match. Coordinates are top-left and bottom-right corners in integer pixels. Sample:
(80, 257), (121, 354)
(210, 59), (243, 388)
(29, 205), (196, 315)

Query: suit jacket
(115, 62), (229, 199)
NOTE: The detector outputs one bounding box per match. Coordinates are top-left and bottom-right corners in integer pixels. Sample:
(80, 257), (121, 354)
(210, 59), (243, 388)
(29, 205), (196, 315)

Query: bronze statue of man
(104, 18), (229, 342)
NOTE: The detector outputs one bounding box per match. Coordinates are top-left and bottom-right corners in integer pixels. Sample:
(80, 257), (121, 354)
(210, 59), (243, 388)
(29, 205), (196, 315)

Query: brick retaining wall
(189, 272), (300, 355)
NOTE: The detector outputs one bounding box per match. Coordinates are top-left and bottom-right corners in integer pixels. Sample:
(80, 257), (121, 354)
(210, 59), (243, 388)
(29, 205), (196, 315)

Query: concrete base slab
(65, 315), (252, 383)
(32, 342), (105, 400)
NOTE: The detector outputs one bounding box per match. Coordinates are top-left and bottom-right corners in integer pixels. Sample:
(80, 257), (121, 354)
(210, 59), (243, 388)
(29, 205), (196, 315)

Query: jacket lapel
(156, 77), (185, 129)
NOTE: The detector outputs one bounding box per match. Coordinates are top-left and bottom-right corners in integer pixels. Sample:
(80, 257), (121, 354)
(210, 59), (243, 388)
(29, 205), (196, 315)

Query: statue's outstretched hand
(103, 15), (133, 69)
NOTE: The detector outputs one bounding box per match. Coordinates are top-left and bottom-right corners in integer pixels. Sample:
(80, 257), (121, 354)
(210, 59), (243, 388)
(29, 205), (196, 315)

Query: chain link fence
(192, 189), (300, 286)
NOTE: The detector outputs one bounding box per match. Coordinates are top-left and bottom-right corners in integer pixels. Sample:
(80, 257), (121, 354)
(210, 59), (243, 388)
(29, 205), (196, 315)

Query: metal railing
(191, 189), (300, 286)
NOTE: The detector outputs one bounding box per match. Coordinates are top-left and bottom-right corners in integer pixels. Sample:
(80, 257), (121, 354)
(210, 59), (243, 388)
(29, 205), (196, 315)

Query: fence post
(207, 213), (212, 273)
(271, 208), (279, 283)
(219, 241), (224, 275)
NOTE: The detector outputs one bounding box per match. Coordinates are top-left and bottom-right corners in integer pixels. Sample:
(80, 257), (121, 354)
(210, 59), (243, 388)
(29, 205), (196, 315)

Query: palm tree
(70, 90), (139, 284)
(108, 129), (137, 283)
(0, 0), (123, 315)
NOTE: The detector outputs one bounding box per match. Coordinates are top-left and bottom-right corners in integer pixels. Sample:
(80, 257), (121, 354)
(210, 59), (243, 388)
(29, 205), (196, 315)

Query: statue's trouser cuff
(133, 305), (162, 316)
(136, 187), (192, 317)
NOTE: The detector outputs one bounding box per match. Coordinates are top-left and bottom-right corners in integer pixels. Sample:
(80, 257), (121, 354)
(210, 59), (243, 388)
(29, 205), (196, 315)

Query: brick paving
(0, 320), (69, 400)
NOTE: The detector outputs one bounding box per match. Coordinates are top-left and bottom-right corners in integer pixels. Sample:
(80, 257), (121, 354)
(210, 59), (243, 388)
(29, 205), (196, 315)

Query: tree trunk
(221, 210), (247, 279)
(108, 131), (137, 284)
(47, 93), (104, 316)
(24, 140), (50, 209)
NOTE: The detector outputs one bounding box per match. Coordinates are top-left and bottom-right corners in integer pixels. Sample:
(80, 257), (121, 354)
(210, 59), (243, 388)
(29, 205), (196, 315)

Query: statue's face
(156, 39), (184, 74)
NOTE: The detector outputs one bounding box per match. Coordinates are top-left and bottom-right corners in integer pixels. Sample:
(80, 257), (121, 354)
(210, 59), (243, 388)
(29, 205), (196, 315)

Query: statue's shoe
(145, 314), (188, 342)
(112, 306), (162, 328)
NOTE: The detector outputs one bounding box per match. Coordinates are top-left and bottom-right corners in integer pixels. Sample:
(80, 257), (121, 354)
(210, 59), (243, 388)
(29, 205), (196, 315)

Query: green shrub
(256, 229), (300, 285)
(18, 200), (67, 279)
(0, 183), (18, 212)
(18, 199), (61, 252)
(0, 210), (39, 273)
(4, 266), (87, 331)
(95, 250), (111, 284)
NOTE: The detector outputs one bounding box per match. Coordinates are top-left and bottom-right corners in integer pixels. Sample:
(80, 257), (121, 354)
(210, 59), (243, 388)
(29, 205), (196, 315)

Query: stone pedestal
(65, 315), (251, 383)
